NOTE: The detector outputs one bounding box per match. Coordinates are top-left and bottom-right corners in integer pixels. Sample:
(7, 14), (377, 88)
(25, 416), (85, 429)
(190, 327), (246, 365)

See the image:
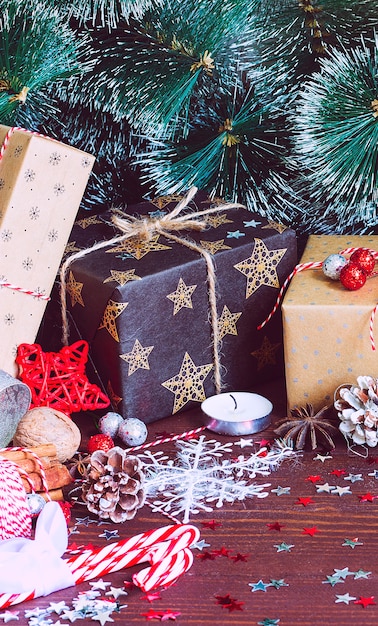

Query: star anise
(274, 404), (339, 451)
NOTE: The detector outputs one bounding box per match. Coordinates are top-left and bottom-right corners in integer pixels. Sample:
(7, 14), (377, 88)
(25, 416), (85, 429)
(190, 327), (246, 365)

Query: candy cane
(0, 523), (200, 608)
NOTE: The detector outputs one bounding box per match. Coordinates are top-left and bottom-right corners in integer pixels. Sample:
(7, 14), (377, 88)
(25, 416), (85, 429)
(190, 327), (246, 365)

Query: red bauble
(350, 248), (375, 275)
(87, 433), (115, 454)
(339, 262), (367, 290)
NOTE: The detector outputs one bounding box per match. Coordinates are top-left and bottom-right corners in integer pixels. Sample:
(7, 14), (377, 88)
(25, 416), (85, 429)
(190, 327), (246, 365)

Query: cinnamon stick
(21, 464), (73, 493)
(0, 444), (57, 462)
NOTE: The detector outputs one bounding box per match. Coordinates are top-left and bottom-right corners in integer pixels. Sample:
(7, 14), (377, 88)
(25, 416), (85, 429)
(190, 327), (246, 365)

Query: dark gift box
(61, 191), (297, 423)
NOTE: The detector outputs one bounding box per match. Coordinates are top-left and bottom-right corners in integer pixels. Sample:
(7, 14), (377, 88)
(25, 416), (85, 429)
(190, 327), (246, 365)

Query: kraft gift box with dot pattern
(0, 125), (95, 376)
(282, 234), (378, 412)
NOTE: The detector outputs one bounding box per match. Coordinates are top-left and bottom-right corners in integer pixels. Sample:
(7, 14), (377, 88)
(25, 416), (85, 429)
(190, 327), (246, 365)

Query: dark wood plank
(4, 379), (378, 625)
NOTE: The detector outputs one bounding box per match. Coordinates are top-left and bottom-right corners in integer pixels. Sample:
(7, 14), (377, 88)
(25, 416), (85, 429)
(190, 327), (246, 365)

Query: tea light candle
(201, 392), (272, 436)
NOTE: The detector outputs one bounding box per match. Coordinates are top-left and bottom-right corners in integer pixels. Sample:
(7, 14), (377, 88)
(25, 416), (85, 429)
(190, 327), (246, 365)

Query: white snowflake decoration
(140, 436), (296, 523)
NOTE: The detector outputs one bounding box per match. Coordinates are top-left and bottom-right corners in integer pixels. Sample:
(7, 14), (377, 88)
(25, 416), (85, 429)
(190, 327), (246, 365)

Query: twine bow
(60, 187), (244, 394)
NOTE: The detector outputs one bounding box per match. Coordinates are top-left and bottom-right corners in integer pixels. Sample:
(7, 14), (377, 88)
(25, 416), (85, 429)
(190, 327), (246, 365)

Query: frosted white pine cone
(335, 376), (378, 447)
(82, 446), (145, 522)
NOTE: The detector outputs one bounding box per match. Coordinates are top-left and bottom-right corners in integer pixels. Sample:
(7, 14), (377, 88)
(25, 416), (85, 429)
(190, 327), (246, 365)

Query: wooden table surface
(5, 379), (378, 626)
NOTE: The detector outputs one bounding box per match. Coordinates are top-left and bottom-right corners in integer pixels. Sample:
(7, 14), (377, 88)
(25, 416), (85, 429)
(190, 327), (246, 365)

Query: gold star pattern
(120, 339), (154, 375)
(106, 381), (122, 408)
(251, 335), (281, 370)
(161, 352), (213, 413)
(98, 300), (129, 341)
(167, 277), (197, 315)
(66, 270), (84, 307)
(206, 213), (234, 228)
(199, 239), (231, 254)
(234, 238), (287, 298)
(76, 215), (103, 228)
(218, 305), (242, 340)
(103, 269), (142, 286)
(262, 221), (287, 233)
(106, 235), (171, 260)
(64, 241), (81, 256)
(150, 194), (184, 209)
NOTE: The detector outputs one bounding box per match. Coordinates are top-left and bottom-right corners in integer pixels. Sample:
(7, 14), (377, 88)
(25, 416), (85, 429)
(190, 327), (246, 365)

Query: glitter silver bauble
(118, 418), (148, 447)
(322, 253), (348, 280)
(99, 412), (124, 438)
(27, 493), (46, 516)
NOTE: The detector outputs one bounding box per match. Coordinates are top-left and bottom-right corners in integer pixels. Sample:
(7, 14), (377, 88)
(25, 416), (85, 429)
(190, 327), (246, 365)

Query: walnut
(13, 406), (81, 462)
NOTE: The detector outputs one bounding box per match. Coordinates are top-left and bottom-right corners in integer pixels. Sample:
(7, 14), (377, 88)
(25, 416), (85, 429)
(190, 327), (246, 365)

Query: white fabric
(0, 501), (75, 596)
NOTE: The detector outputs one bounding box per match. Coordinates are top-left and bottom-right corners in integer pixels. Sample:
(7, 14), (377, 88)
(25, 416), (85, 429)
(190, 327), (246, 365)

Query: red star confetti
(302, 526), (320, 536)
(358, 493), (376, 502)
(141, 592), (162, 603)
(141, 608), (181, 621)
(215, 595), (244, 612)
(296, 497), (315, 506)
(230, 553), (249, 562)
(267, 522), (285, 531)
(201, 519), (222, 530)
(306, 475), (322, 483)
(330, 469), (346, 477)
(16, 340), (110, 413)
(256, 438), (271, 448)
(196, 551), (216, 561)
(354, 596), (376, 608)
(211, 547), (231, 557)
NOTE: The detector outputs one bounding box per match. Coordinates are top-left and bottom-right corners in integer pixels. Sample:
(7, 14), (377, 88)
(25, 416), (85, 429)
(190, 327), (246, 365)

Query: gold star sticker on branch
(199, 239), (231, 254)
(162, 352), (213, 413)
(103, 269), (142, 286)
(76, 215), (102, 228)
(234, 238), (287, 298)
(106, 381), (122, 408)
(120, 339), (154, 375)
(167, 277), (197, 315)
(106, 235), (171, 260)
(98, 300), (129, 341)
(251, 335), (281, 370)
(66, 270), (84, 307)
(206, 213), (234, 228)
(218, 305), (242, 340)
(262, 221), (287, 233)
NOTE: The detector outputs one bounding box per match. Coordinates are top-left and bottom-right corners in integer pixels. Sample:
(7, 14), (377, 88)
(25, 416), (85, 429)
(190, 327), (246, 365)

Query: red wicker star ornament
(16, 340), (110, 414)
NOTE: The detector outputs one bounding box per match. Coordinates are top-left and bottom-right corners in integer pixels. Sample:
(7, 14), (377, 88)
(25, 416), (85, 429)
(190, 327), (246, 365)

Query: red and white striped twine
(257, 248), (378, 351)
(126, 425), (206, 454)
(0, 281), (50, 301)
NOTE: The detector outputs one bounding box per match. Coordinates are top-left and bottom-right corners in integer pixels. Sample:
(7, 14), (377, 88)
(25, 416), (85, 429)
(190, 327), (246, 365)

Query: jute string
(60, 187), (244, 394)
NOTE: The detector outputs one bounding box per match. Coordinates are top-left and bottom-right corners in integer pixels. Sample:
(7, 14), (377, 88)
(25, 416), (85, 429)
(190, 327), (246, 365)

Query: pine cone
(82, 446), (145, 522)
(335, 375), (378, 447)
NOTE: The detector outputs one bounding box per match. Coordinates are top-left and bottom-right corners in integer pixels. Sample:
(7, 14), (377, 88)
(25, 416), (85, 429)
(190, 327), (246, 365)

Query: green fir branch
(292, 35), (378, 217)
(133, 68), (301, 221)
(78, 0), (260, 138)
(0, 1), (93, 127)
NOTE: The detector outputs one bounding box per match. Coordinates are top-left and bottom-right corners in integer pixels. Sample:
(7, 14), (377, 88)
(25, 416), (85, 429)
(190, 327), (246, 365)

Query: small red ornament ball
(339, 262), (367, 290)
(350, 248), (375, 275)
(87, 433), (114, 454)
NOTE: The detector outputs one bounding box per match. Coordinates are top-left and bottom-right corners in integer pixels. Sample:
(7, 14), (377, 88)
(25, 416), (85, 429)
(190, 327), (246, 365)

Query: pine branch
(132, 67), (303, 221)
(0, 1), (93, 127)
(74, 0), (260, 137)
(292, 35), (378, 217)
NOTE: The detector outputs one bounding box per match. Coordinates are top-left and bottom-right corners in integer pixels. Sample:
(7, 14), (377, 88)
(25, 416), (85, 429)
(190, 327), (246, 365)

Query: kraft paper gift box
(61, 192), (297, 423)
(282, 234), (378, 411)
(0, 126), (95, 376)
